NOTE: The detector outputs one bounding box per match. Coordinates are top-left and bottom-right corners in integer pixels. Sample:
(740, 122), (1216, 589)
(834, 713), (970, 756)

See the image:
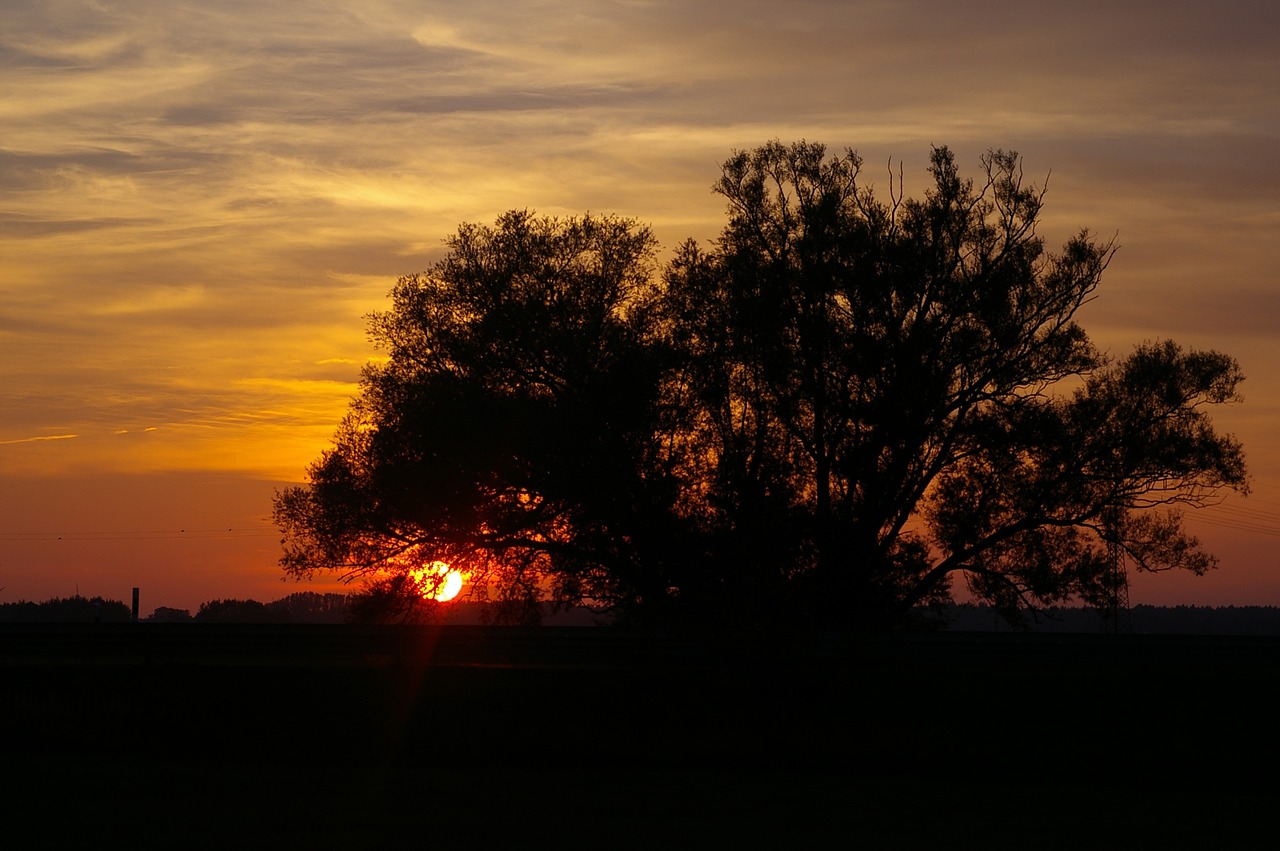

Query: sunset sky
(3, 0), (1279, 613)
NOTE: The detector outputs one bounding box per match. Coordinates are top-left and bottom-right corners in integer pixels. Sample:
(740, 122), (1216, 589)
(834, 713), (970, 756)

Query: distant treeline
(944, 603), (1280, 636)
(8, 595), (1280, 633)
(0, 595), (134, 623)
(0, 592), (598, 626)
(0, 592), (353, 624)
(150, 592), (354, 624)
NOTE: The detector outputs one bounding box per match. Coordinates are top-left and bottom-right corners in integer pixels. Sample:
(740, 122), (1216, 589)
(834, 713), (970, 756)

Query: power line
(1188, 512), (1280, 538)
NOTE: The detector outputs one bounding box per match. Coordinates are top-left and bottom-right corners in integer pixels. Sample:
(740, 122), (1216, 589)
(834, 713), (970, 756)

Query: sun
(409, 561), (464, 602)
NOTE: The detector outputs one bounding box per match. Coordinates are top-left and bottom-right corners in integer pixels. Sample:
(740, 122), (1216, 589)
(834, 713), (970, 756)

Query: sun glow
(409, 561), (464, 602)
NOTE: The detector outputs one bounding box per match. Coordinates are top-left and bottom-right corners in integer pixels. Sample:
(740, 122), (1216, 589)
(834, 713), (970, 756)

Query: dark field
(3, 625), (1277, 847)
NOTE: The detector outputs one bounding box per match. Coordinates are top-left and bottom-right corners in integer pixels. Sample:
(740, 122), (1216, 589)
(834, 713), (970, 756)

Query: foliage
(140, 594), (351, 623)
(0, 595), (131, 623)
(267, 592), (352, 624)
(275, 210), (689, 620)
(274, 143), (1247, 629)
(346, 576), (443, 624)
(146, 606), (194, 623)
(194, 598), (279, 624)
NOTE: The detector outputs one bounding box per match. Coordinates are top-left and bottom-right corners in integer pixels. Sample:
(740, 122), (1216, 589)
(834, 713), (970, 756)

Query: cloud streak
(0, 434), (79, 445)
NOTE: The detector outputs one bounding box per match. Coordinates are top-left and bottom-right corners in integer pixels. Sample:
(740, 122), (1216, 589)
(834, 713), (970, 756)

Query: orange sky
(3, 0), (1279, 612)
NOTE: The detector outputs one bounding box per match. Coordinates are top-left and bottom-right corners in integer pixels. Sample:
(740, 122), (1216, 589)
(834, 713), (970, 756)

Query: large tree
(274, 210), (693, 622)
(275, 143), (1247, 628)
(664, 142), (1245, 625)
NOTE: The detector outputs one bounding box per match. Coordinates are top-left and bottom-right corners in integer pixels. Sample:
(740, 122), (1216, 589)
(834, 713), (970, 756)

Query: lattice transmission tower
(1102, 505), (1132, 634)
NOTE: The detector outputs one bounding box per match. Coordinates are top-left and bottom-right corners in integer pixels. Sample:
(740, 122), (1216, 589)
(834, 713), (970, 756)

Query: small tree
(146, 606), (194, 623)
(275, 144), (1247, 629)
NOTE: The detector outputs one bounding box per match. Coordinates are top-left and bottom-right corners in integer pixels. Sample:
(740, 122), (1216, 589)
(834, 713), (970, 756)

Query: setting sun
(409, 561), (464, 602)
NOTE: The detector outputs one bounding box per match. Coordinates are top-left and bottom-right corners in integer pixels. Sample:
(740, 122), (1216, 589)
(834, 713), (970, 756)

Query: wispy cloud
(0, 433), (79, 445)
(2, 0), (1278, 481)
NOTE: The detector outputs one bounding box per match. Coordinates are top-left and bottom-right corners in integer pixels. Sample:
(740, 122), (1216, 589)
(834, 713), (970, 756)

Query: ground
(2, 625), (1276, 846)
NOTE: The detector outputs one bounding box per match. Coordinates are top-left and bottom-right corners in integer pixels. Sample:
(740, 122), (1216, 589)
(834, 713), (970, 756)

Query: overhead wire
(1174, 480), (1280, 537)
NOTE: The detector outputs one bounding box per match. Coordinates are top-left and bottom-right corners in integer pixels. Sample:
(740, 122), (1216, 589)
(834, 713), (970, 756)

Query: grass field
(3, 625), (1277, 846)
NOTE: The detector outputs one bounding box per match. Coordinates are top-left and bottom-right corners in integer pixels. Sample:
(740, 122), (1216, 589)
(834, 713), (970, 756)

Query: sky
(3, 0), (1279, 613)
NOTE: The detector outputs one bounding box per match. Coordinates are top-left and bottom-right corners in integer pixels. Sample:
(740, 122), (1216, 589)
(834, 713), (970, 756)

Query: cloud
(2, 0), (1277, 484)
(0, 433), (78, 445)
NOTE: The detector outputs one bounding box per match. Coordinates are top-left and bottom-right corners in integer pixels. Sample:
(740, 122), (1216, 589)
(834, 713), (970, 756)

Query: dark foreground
(3, 625), (1277, 847)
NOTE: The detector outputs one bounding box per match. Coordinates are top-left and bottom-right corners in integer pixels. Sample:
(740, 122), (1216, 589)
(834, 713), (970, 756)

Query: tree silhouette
(664, 142), (1246, 625)
(275, 211), (688, 619)
(0, 595), (131, 623)
(266, 592), (352, 624)
(275, 142), (1247, 629)
(145, 606), (194, 623)
(194, 598), (280, 624)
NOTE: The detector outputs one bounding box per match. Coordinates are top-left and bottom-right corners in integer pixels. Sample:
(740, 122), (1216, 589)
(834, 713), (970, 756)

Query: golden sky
(3, 0), (1279, 611)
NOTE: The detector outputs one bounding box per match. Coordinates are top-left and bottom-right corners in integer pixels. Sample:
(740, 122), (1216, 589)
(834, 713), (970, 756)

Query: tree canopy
(274, 141), (1247, 629)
